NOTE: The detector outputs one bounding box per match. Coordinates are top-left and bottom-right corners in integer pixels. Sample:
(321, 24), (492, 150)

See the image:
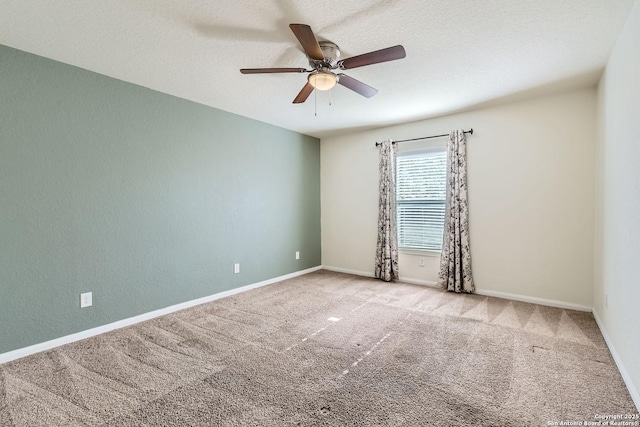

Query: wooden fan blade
(289, 24), (324, 60)
(293, 82), (314, 104)
(339, 45), (406, 70)
(240, 68), (307, 74)
(337, 74), (378, 98)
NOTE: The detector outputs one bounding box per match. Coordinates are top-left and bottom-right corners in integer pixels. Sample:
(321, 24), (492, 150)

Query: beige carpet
(0, 270), (636, 426)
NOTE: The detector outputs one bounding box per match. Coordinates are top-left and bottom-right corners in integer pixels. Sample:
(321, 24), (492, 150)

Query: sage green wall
(0, 45), (321, 355)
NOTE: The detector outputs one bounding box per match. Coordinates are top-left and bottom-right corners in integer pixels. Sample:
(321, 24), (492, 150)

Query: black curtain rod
(375, 128), (473, 146)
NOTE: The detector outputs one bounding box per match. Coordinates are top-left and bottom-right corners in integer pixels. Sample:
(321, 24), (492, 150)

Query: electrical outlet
(234, 263), (240, 274)
(80, 292), (92, 308)
(295, 251), (300, 260)
(419, 257), (425, 267)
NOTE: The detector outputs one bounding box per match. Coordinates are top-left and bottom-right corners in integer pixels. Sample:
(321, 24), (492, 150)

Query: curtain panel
(375, 140), (399, 282)
(439, 130), (475, 293)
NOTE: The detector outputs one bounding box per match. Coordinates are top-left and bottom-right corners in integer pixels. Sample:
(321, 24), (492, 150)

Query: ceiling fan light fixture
(308, 71), (337, 90)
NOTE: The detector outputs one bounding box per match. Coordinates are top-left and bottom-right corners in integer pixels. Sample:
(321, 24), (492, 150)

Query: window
(396, 148), (447, 252)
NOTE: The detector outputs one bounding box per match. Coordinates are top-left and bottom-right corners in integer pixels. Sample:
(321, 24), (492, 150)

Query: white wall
(322, 88), (596, 308)
(594, 0), (640, 408)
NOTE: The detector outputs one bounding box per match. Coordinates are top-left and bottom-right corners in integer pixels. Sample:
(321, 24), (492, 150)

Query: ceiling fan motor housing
(309, 41), (340, 69)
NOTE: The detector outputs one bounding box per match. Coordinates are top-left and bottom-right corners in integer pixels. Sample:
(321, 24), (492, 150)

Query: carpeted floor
(0, 270), (637, 426)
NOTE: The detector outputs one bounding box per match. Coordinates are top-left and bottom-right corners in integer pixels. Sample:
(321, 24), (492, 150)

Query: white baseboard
(0, 266), (322, 365)
(321, 265), (437, 288)
(592, 309), (640, 412)
(398, 276), (439, 287)
(474, 288), (592, 312)
(322, 266), (590, 311)
(321, 265), (375, 278)
(322, 266), (438, 287)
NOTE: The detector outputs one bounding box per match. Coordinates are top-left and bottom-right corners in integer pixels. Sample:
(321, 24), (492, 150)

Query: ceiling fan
(240, 24), (406, 104)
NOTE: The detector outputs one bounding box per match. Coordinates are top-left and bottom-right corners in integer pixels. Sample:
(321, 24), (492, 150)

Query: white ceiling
(0, 0), (635, 138)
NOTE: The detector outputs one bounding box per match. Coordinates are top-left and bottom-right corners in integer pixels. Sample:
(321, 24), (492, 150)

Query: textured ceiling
(0, 0), (635, 138)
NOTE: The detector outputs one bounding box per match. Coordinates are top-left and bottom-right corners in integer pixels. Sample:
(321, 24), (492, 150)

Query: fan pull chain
(329, 88), (332, 106)
(314, 88), (317, 117)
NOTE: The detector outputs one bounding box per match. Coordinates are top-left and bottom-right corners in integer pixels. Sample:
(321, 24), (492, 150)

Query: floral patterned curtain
(439, 130), (475, 293)
(375, 140), (399, 282)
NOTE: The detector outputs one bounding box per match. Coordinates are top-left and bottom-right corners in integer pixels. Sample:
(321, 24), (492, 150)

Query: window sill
(399, 248), (441, 257)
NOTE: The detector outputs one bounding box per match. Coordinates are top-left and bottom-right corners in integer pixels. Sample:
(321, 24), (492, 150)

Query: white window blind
(396, 149), (447, 251)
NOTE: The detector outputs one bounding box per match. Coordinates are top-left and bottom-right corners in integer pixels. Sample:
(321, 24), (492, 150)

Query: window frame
(396, 145), (447, 256)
